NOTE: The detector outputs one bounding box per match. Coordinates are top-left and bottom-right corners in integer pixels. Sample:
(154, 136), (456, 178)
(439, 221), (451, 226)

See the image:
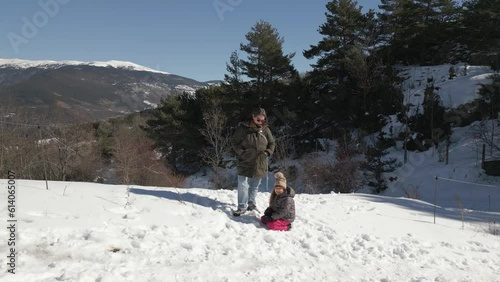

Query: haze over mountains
(0, 58), (214, 123)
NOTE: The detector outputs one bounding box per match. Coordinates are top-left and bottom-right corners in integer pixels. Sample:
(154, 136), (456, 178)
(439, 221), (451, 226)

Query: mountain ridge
(0, 57), (171, 75)
(0, 57), (217, 123)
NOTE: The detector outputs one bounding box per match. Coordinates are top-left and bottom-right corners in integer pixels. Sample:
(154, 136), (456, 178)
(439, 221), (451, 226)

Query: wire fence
(434, 176), (500, 213)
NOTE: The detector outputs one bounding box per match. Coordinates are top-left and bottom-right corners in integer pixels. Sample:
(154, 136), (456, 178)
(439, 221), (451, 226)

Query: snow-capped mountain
(0, 58), (209, 123)
(0, 58), (170, 75)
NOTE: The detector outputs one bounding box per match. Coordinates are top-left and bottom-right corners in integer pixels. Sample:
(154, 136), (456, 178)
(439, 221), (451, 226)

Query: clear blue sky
(0, 0), (381, 82)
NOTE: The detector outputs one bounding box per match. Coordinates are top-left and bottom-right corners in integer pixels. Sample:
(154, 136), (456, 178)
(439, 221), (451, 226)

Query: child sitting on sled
(261, 172), (295, 231)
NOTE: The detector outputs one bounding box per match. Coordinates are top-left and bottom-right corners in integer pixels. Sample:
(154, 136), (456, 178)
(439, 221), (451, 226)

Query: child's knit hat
(274, 172), (287, 189)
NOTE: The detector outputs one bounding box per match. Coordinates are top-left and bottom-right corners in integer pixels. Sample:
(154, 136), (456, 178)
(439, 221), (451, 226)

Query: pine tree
(303, 0), (376, 126)
(422, 83), (451, 145)
(362, 132), (399, 193)
(477, 74), (500, 119)
(461, 0), (500, 54)
(239, 20), (296, 106)
(224, 50), (244, 93)
(143, 94), (205, 173)
(415, 0), (460, 63)
(377, 0), (419, 62)
(304, 0), (371, 85)
(378, 0), (460, 64)
(304, 0), (402, 131)
(408, 82), (451, 150)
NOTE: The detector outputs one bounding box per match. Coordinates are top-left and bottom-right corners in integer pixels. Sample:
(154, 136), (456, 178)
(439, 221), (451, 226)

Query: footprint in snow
(263, 234), (275, 243)
(131, 240), (141, 248)
(361, 234), (372, 241)
(225, 222), (238, 231)
(300, 240), (311, 249)
(440, 241), (453, 248)
(181, 242), (193, 250)
(122, 213), (138, 220)
(133, 229), (147, 239)
(467, 241), (490, 253)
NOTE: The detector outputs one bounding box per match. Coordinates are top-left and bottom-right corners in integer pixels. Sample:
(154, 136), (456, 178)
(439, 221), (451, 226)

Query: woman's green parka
(231, 122), (275, 178)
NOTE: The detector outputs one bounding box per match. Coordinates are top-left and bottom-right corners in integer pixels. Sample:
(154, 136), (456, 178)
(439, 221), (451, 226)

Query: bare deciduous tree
(199, 107), (233, 189)
(42, 124), (100, 181)
(402, 183), (421, 199)
(302, 132), (361, 194)
(272, 129), (294, 168)
(0, 103), (102, 182)
(470, 121), (500, 158)
(112, 115), (183, 187)
(269, 130), (297, 188)
(113, 121), (147, 184)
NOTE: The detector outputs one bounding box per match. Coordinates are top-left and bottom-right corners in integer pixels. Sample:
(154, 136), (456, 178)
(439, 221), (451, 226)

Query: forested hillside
(144, 0), (500, 190)
(2, 0), (499, 191)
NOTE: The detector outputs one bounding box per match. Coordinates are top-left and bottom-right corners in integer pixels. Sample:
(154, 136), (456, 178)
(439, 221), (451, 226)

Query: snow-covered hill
(0, 58), (170, 75)
(0, 179), (498, 282)
(399, 64), (493, 110)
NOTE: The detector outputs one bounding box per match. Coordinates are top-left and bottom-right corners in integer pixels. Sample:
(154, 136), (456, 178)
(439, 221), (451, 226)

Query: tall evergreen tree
(378, 0), (459, 64)
(407, 82), (451, 150)
(303, 0), (374, 126)
(304, 0), (400, 132)
(143, 94), (205, 173)
(461, 0), (500, 55)
(223, 50), (247, 119)
(422, 83), (451, 144)
(239, 20), (297, 108)
(362, 132), (399, 193)
(224, 50), (244, 93)
(344, 44), (403, 131)
(416, 0), (460, 63)
(477, 74), (500, 119)
(304, 0), (370, 85)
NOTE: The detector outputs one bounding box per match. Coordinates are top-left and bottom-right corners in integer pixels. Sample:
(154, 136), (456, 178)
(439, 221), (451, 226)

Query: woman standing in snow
(231, 107), (275, 216)
(261, 172), (295, 231)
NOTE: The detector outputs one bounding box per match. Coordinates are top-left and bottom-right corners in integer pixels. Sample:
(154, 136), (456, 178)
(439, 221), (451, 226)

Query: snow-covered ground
(0, 64), (499, 281)
(0, 179), (498, 282)
(384, 64), (500, 214)
(398, 64), (493, 109)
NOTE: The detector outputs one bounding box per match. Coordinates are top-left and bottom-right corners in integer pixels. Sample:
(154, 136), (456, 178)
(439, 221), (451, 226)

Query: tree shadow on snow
(129, 187), (265, 227)
(129, 188), (226, 210)
(353, 194), (500, 225)
(230, 212), (266, 228)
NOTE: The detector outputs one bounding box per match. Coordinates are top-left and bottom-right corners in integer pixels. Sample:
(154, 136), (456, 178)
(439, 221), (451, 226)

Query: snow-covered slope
(0, 58), (170, 75)
(0, 179), (498, 282)
(399, 64), (493, 109)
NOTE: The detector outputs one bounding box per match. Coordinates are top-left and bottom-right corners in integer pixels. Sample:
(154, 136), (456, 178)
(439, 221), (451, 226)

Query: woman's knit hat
(251, 107), (267, 118)
(274, 172), (287, 189)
